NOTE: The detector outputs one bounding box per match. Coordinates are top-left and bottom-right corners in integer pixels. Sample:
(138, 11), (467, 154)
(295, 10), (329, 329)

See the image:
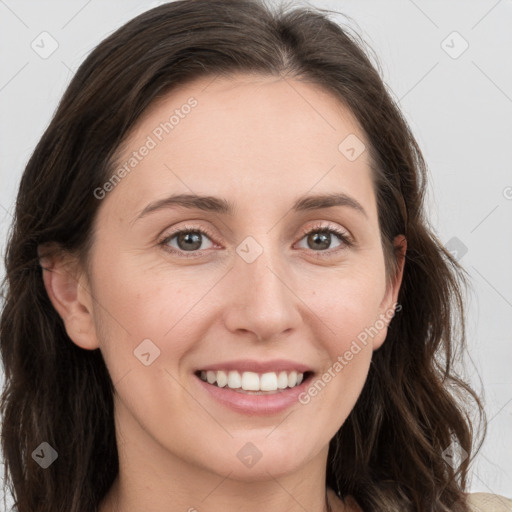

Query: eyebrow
(134, 192), (368, 221)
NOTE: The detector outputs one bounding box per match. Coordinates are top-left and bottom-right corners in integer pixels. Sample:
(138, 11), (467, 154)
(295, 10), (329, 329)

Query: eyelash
(158, 222), (354, 259)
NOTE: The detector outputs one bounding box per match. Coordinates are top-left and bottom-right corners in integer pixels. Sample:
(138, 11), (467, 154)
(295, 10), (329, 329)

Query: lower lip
(194, 374), (313, 416)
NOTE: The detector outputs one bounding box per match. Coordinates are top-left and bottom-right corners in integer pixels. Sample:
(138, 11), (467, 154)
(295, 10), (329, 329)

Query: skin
(41, 72), (406, 512)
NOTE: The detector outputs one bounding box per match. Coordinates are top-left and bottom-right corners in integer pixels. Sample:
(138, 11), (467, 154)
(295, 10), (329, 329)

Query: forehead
(104, 73), (376, 219)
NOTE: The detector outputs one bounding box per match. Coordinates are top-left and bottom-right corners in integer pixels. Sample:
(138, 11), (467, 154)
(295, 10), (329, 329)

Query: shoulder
(466, 492), (512, 512)
(327, 488), (512, 511)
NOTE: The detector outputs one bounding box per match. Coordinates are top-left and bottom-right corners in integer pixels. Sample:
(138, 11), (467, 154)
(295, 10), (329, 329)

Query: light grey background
(1, 0), (511, 502)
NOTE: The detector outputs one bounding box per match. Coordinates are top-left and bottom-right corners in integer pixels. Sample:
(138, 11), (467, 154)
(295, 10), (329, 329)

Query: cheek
(88, 254), (199, 383)
(302, 272), (385, 427)
(314, 261), (388, 342)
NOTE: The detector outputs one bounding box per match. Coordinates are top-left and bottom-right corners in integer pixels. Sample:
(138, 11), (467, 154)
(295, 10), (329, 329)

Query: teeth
(228, 370), (241, 389)
(242, 371), (260, 391)
(260, 372), (277, 391)
(198, 369), (306, 391)
(216, 370), (228, 387)
(277, 371), (288, 389)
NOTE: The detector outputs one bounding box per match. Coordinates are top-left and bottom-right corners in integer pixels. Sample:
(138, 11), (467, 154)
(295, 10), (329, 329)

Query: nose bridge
(222, 232), (301, 340)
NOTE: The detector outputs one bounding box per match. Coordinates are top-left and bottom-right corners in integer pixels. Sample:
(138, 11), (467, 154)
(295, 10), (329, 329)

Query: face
(49, 73), (404, 483)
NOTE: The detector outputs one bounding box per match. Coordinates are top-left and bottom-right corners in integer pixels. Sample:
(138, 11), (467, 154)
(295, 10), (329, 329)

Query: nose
(222, 242), (303, 342)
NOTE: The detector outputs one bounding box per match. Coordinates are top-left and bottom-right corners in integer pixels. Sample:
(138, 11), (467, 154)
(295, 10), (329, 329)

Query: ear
(373, 234), (407, 351)
(38, 244), (99, 350)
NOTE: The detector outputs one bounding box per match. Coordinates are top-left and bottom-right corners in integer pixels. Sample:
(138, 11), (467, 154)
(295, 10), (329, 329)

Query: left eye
(296, 226), (351, 252)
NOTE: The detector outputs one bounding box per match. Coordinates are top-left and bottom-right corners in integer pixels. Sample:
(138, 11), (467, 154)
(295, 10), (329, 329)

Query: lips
(193, 367), (315, 415)
(192, 359), (317, 415)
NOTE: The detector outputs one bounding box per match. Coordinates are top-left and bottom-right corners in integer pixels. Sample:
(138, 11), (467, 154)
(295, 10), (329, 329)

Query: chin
(205, 437), (317, 481)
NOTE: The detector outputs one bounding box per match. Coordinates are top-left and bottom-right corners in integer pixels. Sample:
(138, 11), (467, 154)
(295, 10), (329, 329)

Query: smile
(194, 369), (315, 416)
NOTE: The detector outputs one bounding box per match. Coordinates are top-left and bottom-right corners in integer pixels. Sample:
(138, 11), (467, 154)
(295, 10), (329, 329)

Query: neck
(99, 458), (340, 512)
(100, 479), (340, 512)
(98, 397), (346, 512)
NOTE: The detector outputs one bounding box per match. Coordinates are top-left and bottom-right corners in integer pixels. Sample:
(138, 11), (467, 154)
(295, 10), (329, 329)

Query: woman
(1, 1), (510, 511)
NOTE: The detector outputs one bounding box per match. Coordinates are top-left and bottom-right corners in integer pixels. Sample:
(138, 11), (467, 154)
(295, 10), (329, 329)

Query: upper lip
(195, 359), (314, 374)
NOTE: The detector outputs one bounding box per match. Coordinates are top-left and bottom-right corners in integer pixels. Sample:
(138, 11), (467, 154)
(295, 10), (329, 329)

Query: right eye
(159, 225), (217, 258)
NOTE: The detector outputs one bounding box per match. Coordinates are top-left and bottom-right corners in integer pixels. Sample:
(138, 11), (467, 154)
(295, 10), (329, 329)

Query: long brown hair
(0, 1), (485, 510)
